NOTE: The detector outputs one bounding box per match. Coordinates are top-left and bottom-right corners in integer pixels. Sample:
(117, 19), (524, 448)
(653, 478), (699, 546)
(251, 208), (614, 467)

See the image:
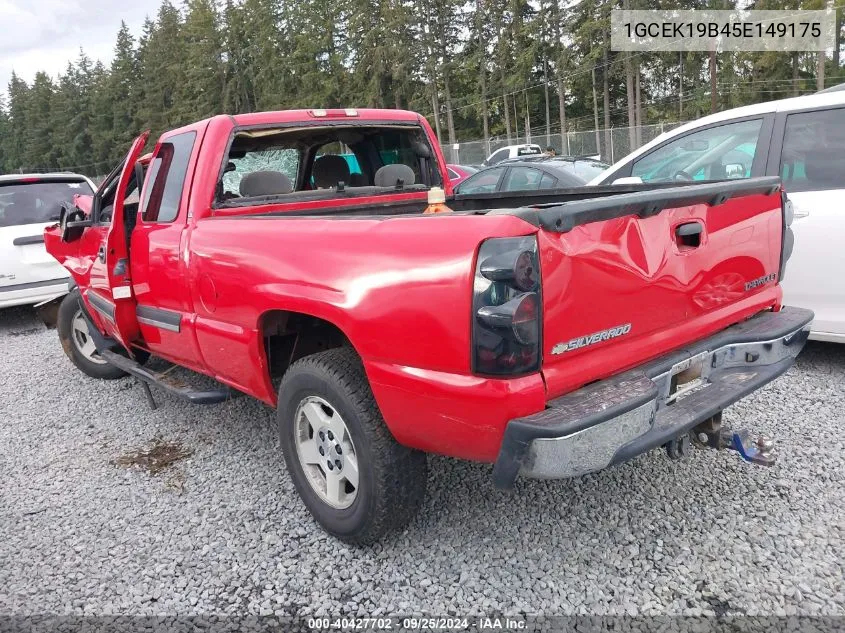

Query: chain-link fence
(440, 122), (689, 166)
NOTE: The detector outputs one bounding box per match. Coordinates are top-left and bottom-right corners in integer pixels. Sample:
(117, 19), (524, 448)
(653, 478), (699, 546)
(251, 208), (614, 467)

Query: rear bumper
(492, 306), (814, 488)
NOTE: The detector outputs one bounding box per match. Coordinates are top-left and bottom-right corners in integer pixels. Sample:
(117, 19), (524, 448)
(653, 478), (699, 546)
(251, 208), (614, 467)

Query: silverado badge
(552, 323), (632, 355)
(745, 273), (777, 292)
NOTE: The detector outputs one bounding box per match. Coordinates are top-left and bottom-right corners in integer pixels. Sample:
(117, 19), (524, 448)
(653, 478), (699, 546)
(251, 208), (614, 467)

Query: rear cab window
(214, 123), (442, 210)
(0, 178), (93, 227)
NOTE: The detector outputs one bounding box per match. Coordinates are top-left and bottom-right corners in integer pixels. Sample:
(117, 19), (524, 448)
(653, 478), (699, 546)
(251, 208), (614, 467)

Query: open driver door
(84, 131), (150, 352)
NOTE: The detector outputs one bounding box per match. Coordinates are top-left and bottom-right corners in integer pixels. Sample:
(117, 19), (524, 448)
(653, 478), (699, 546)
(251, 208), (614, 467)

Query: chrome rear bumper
(492, 307), (814, 488)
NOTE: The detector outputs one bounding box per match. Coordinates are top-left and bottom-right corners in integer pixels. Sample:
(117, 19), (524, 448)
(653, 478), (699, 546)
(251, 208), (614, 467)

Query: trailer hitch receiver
(692, 414), (776, 467)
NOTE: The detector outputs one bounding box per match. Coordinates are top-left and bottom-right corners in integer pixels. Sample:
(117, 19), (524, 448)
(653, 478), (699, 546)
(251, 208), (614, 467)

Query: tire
(278, 347), (427, 544)
(57, 290), (127, 380)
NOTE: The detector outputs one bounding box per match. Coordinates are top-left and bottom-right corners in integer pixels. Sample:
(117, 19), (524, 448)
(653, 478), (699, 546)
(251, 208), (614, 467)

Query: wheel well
(260, 310), (351, 381)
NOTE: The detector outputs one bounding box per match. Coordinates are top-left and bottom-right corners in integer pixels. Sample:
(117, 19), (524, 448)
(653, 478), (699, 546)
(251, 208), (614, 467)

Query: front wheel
(57, 290), (127, 380)
(278, 347), (427, 544)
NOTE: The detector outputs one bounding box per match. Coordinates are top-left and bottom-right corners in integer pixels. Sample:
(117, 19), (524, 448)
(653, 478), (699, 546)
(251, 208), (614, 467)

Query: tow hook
(692, 413), (776, 467)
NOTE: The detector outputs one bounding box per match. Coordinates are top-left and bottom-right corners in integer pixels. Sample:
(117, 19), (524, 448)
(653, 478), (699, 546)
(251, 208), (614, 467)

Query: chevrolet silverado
(44, 108), (812, 543)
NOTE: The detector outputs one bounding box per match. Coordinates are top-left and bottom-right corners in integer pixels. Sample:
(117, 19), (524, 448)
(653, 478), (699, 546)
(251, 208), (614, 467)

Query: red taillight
(511, 293), (539, 344)
(512, 251), (537, 291)
(472, 236), (542, 376)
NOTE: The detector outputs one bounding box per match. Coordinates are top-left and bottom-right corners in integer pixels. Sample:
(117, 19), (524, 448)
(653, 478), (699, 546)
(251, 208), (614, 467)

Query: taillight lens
(472, 236), (541, 376)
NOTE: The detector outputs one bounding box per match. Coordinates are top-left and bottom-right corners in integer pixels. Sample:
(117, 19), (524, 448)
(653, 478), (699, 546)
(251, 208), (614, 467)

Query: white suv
(0, 173), (96, 308)
(591, 89), (845, 343)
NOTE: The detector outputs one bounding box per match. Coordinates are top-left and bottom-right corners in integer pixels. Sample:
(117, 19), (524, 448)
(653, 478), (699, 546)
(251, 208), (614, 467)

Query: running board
(99, 350), (237, 405)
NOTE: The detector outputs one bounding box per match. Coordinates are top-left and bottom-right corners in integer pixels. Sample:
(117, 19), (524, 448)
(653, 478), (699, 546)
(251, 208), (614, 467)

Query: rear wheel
(57, 290), (127, 380)
(278, 347), (427, 544)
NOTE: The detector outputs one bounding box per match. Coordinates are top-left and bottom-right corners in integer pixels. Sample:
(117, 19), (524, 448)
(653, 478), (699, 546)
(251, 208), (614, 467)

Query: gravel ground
(1, 304), (844, 619)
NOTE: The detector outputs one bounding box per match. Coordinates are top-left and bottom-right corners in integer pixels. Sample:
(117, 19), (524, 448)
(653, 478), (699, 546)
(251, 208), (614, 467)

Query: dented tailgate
(536, 177), (786, 400)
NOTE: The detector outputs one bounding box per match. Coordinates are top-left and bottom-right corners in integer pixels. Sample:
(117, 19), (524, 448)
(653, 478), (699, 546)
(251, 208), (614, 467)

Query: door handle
(675, 221), (703, 237)
(675, 221), (703, 248)
(97, 245), (106, 263)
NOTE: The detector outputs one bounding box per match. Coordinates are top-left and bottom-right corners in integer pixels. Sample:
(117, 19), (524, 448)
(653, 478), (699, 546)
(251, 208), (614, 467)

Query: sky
(0, 0), (162, 96)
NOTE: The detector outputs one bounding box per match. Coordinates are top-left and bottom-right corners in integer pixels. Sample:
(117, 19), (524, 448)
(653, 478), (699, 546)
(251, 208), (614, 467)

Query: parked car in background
(501, 155), (610, 181)
(446, 164), (477, 187)
(0, 173), (95, 308)
(590, 89), (845, 343)
(482, 143), (543, 166)
(454, 161), (586, 194)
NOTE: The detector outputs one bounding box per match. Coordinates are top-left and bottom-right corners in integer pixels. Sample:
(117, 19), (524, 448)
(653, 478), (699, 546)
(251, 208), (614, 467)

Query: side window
(631, 119), (763, 183)
(487, 149), (508, 165)
(502, 167), (544, 192)
(539, 173), (558, 189)
(458, 167), (505, 194)
(141, 131), (197, 222)
(780, 108), (845, 193)
(447, 168), (459, 180)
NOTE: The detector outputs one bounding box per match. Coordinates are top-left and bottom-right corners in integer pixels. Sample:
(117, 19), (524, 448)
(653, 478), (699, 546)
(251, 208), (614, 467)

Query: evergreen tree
(110, 22), (141, 151)
(23, 72), (58, 170)
(137, 1), (186, 134)
(179, 0), (225, 120)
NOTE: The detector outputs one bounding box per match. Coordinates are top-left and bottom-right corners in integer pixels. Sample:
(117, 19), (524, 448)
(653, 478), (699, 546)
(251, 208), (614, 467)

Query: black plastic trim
(12, 235), (45, 246)
(136, 305), (182, 332)
(536, 177), (782, 233)
(87, 291), (116, 323)
(0, 278), (68, 293)
(218, 184), (429, 210)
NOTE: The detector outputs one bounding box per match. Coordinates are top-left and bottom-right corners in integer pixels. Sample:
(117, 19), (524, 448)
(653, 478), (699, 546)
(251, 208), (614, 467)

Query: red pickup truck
(45, 108), (812, 544)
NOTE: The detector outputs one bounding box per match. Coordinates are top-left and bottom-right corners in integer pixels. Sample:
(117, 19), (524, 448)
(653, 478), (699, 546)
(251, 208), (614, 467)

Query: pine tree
(6, 72), (31, 171)
(222, 0), (254, 114)
(239, 0), (286, 111)
(137, 2), (186, 135)
(23, 72), (58, 171)
(179, 0), (225, 120)
(110, 22), (140, 150)
(0, 95), (10, 171)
